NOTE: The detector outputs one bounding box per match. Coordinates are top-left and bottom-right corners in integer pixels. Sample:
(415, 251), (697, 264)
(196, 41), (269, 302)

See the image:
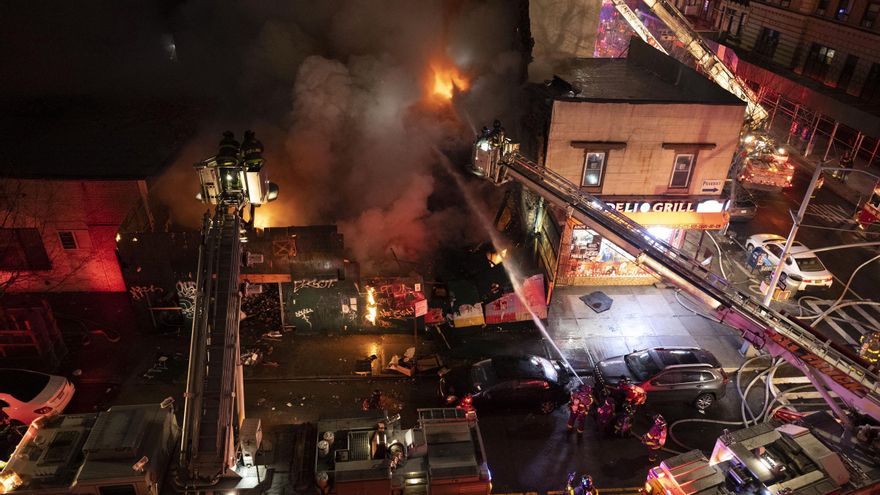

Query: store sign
(606, 199), (725, 214)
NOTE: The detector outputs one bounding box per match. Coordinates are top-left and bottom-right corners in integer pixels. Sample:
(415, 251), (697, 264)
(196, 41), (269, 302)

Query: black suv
(595, 347), (728, 411)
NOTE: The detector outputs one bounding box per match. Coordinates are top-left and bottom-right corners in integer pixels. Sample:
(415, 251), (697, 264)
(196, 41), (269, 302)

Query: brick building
(512, 38), (745, 286)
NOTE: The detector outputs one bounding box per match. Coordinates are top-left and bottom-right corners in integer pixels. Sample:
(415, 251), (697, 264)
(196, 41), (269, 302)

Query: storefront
(558, 197), (729, 285)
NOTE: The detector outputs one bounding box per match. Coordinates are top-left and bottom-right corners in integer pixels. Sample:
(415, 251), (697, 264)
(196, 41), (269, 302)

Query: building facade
(520, 38), (745, 286)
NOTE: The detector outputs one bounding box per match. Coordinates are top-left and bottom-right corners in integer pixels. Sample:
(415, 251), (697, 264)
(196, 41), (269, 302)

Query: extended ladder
(475, 144), (880, 421)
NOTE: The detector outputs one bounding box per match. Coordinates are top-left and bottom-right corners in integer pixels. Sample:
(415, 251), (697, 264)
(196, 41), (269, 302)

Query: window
(0, 228), (52, 271)
(838, 54), (859, 91)
(862, 63), (880, 103)
(581, 151), (607, 188)
(680, 371), (707, 383)
(863, 2), (880, 27)
(835, 0), (850, 20)
(654, 372), (683, 385)
(754, 28), (780, 58)
(765, 244), (783, 258)
(58, 231), (78, 250)
(815, 0), (828, 14)
(669, 154), (695, 189)
(802, 43), (835, 81)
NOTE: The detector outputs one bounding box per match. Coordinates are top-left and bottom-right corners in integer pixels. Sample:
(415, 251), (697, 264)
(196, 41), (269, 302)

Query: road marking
(805, 203), (854, 224)
(805, 300), (859, 345)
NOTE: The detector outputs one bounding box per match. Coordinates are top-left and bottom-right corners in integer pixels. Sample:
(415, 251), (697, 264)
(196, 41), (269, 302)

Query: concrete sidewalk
(547, 285), (747, 372)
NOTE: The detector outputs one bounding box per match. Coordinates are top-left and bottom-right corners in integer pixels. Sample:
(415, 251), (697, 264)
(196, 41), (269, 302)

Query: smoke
(89, 0), (525, 274)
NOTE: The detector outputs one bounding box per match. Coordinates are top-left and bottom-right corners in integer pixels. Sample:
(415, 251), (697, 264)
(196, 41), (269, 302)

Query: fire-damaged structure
(643, 414), (880, 494)
(312, 408), (491, 495)
(118, 225), (359, 334)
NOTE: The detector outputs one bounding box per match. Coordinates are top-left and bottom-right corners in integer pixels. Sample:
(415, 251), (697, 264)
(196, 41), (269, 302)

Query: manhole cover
(579, 291), (612, 313)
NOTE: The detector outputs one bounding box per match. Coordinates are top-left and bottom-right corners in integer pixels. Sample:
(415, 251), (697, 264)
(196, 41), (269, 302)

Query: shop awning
(623, 211), (729, 230)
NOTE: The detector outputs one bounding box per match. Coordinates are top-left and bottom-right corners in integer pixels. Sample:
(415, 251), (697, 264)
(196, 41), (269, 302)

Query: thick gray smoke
(4, 1), (527, 274)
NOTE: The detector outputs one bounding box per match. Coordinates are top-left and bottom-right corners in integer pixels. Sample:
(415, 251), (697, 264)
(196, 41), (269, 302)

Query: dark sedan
(439, 355), (572, 414)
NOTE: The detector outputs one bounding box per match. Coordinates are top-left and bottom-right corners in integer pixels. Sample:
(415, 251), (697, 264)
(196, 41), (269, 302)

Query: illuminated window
(669, 154), (695, 189)
(803, 43), (835, 82)
(581, 151), (606, 188)
(58, 231), (78, 250)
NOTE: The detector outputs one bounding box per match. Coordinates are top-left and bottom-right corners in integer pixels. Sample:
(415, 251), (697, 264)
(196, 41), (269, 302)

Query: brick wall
(1, 179), (144, 292)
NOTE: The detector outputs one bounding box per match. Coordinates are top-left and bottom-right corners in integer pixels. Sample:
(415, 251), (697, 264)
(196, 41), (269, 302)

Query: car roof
(490, 356), (554, 381)
(648, 348), (721, 369)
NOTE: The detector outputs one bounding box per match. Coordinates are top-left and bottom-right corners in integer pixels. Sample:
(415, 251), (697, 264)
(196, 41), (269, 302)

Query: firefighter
(567, 384), (593, 435)
(595, 397), (616, 438)
(641, 414), (668, 462)
(579, 475), (598, 495)
(241, 130), (264, 169)
(839, 151), (854, 179)
(616, 376), (646, 410)
(217, 131), (240, 166)
(859, 331), (880, 366)
(612, 402), (634, 437)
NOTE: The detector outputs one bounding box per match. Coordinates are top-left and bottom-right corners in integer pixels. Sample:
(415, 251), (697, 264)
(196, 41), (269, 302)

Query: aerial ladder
(608, 0), (769, 126)
(177, 131), (278, 493)
(473, 129), (880, 424)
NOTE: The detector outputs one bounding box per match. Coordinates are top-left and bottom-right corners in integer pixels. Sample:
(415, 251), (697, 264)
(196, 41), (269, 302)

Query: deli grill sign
(607, 200), (706, 213)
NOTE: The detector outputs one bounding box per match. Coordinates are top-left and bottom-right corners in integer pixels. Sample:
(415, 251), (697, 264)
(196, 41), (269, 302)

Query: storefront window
(582, 151), (606, 187)
(670, 154), (695, 188)
(566, 227), (652, 279)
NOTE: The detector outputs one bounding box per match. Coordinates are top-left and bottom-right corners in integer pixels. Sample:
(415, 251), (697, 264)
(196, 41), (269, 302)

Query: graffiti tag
(294, 307), (315, 328)
(129, 285), (163, 301)
(292, 278), (337, 293)
(176, 280), (198, 319)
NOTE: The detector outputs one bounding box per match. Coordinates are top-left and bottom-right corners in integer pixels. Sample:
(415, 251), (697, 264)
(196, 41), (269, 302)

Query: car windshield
(795, 256), (826, 272)
(490, 356), (559, 383)
(0, 369), (51, 402)
(623, 352), (661, 381)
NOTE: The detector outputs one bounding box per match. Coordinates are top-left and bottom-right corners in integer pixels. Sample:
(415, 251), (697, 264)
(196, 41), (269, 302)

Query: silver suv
(595, 347), (728, 411)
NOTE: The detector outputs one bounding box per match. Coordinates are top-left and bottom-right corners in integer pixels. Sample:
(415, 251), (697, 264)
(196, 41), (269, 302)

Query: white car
(0, 369), (75, 425)
(745, 234), (833, 290)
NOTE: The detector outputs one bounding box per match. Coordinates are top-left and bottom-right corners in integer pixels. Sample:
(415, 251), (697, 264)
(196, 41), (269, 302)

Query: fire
(365, 287), (378, 325)
(429, 60), (469, 102)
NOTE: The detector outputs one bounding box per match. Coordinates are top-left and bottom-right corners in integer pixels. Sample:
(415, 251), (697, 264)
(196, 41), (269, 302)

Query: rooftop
(538, 37), (745, 106)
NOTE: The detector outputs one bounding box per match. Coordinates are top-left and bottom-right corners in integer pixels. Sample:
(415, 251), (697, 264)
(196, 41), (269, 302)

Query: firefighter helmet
(653, 414), (666, 426)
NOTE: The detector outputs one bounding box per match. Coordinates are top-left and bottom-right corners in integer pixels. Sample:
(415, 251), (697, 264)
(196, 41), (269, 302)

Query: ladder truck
(472, 127), (880, 425)
(177, 131), (278, 493)
(608, 0), (769, 126)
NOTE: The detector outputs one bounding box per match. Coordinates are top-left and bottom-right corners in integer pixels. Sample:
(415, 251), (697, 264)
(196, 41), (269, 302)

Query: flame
(487, 248), (507, 266)
(429, 59), (469, 102)
(365, 287), (378, 325)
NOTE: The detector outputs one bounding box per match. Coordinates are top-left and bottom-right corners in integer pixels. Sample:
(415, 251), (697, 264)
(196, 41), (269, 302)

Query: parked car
(439, 355), (572, 414)
(595, 347), (727, 411)
(745, 234), (833, 290)
(0, 369), (75, 425)
(728, 190), (758, 222)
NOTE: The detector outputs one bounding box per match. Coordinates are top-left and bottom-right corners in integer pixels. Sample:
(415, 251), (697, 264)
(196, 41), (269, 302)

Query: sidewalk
(546, 285), (747, 372)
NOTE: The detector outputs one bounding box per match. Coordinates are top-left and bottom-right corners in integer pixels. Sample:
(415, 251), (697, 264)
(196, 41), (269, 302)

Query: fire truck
(312, 408), (491, 495)
(642, 413), (879, 494)
(736, 135), (795, 191)
(856, 186), (880, 229)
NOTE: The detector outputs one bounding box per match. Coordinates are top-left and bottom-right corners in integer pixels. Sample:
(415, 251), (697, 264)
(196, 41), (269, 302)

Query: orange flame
(429, 59), (469, 102)
(365, 287), (378, 325)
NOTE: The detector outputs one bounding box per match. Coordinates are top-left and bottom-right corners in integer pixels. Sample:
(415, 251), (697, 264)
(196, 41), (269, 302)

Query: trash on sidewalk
(354, 354), (378, 375)
(385, 347), (444, 376)
(580, 291), (613, 313)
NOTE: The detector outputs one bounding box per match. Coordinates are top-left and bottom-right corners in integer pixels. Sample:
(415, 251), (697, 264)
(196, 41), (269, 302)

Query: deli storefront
(557, 197), (729, 285)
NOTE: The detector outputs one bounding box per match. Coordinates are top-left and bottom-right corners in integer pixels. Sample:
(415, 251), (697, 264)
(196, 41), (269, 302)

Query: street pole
(762, 163), (825, 306)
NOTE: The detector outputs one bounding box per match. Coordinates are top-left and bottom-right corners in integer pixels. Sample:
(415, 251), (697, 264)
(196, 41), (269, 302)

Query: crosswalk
(805, 203), (856, 225)
(803, 299), (880, 348)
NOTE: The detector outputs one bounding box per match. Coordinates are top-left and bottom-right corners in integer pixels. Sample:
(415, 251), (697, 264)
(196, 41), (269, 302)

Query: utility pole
(762, 164), (824, 306)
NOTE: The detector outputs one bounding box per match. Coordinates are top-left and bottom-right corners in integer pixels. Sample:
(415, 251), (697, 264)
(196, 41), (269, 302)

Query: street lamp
(762, 163), (880, 306)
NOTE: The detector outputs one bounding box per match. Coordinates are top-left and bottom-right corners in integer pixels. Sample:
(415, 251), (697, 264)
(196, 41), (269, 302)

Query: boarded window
(0, 228), (52, 271)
